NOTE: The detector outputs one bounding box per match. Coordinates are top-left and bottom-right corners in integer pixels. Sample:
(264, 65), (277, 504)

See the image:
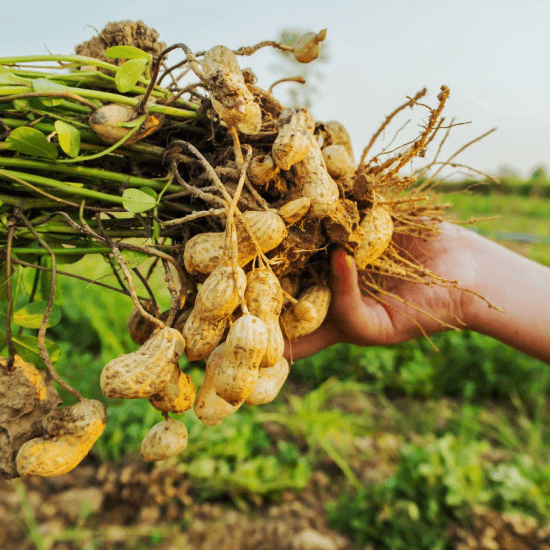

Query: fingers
(330, 249), (363, 311)
(283, 325), (338, 362)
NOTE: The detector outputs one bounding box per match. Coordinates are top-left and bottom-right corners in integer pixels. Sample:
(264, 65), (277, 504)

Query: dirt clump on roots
(75, 20), (166, 67)
(0, 356), (61, 480)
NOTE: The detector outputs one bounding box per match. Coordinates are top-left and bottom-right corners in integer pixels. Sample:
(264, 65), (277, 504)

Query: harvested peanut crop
(0, 20), (492, 476)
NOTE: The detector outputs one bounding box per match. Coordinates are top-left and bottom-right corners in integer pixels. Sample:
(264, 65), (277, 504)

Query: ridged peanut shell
(293, 139), (339, 218)
(214, 315), (268, 405)
(277, 197), (311, 225)
(248, 155), (279, 186)
(184, 211), (287, 275)
(194, 344), (244, 426)
(354, 206), (394, 269)
(182, 264), (246, 361)
(16, 400), (107, 478)
(100, 327), (184, 399)
(140, 419), (188, 462)
(272, 108), (315, 170)
(245, 268), (284, 367)
(246, 358), (290, 405)
(323, 120), (355, 162)
(281, 285), (332, 341)
(149, 372), (196, 414)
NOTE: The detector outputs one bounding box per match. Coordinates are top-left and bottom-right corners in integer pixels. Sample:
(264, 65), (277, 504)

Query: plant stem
(0, 169), (124, 205)
(10, 247), (112, 255)
(0, 192), (57, 208)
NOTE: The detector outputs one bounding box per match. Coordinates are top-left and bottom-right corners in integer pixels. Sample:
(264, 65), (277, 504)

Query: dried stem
(17, 212), (84, 400)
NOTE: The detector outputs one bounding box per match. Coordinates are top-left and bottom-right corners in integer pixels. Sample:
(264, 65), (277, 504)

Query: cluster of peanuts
(97, 37), (394, 464)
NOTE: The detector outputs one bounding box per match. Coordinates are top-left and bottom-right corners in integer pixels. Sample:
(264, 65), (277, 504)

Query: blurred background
(1, 1), (550, 549)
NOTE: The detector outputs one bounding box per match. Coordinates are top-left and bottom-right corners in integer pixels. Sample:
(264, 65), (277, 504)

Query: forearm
(467, 233), (550, 364)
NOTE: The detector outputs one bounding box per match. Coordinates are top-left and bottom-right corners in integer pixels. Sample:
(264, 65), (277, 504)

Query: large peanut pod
(293, 138), (339, 218)
(16, 400), (107, 478)
(89, 103), (164, 145)
(245, 268), (285, 367)
(184, 210), (287, 275)
(272, 107), (315, 171)
(245, 358), (290, 405)
(281, 285), (332, 341)
(354, 205), (394, 269)
(182, 263), (246, 361)
(149, 372), (196, 414)
(214, 315), (268, 405)
(194, 343), (244, 426)
(140, 419), (188, 462)
(202, 45), (261, 135)
(101, 327), (184, 399)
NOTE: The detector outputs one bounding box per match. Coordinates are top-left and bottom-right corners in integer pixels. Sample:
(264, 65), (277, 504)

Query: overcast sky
(1, 0), (549, 178)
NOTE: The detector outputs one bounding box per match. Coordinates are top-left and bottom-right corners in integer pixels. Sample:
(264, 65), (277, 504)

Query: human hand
(285, 222), (482, 361)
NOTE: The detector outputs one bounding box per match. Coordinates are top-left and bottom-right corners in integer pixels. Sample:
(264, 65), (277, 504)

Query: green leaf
(32, 78), (69, 107)
(11, 334), (61, 368)
(122, 188), (156, 213)
(13, 301), (61, 329)
(54, 120), (81, 158)
(5, 127), (57, 159)
(0, 71), (31, 86)
(138, 186), (157, 199)
(115, 58), (149, 93)
(104, 46), (151, 59)
(121, 249), (149, 269)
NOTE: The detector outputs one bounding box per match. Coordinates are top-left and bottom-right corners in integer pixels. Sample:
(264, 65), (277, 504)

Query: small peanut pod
(245, 358), (290, 405)
(194, 343), (244, 426)
(245, 268), (285, 367)
(322, 144), (356, 181)
(214, 315), (268, 405)
(182, 263), (246, 361)
(293, 138), (339, 218)
(354, 205), (394, 269)
(16, 400), (107, 478)
(280, 275), (300, 307)
(184, 210), (287, 275)
(149, 372), (196, 414)
(281, 285), (332, 341)
(292, 29), (328, 64)
(89, 103), (164, 145)
(272, 107), (316, 171)
(202, 45), (261, 135)
(101, 327), (184, 399)
(247, 155), (279, 186)
(140, 419), (188, 462)
(276, 197), (311, 225)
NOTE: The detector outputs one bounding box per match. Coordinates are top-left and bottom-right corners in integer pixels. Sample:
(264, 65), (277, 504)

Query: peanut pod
(184, 210), (287, 275)
(194, 343), (244, 426)
(245, 358), (290, 405)
(214, 314), (268, 405)
(354, 205), (394, 269)
(281, 284), (332, 341)
(149, 372), (196, 414)
(245, 267), (284, 367)
(292, 29), (327, 64)
(100, 327), (184, 399)
(140, 419), (188, 462)
(272, 107), (315, 171)
(16, 399), (107, 478)
(182, 263), (246, 361)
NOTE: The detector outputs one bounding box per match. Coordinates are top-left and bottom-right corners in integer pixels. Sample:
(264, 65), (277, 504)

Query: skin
(286, 223), (550, 365)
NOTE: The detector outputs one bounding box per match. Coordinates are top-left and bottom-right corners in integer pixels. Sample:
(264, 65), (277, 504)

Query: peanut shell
(140, 419), (188, 462)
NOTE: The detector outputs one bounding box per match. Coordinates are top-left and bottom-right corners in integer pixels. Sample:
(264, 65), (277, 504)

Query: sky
(1, 0), (549, 179)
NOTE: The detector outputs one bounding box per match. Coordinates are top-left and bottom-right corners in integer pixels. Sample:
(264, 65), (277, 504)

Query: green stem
(10, 246), (112, 255)
(0, 85), (200, 119)
(0, 169), (124, 205)
(0, 157), (179, 193)
(0, 192), (57, 208)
